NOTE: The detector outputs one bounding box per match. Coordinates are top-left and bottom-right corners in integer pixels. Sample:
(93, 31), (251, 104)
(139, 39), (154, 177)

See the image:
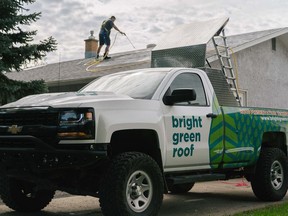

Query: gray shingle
(5, 28), (288, 86)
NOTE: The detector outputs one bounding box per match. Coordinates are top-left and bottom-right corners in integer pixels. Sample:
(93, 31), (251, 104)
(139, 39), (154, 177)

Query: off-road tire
(99, 152), (164, 216)
(251, 148), (288, 201)
(169, 182), (195, 194)
(0, 177), (55, 212)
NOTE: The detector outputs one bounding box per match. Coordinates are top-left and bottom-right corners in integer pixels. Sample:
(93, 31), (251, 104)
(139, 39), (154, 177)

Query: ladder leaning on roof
(212, 28), (242, 106)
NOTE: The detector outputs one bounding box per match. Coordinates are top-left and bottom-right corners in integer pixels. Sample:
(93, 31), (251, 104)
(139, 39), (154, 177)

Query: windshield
(80, 71), (167, 99)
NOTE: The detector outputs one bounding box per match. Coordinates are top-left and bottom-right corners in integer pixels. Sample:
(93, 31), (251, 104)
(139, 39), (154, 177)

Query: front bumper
(0, 135), (108, 175)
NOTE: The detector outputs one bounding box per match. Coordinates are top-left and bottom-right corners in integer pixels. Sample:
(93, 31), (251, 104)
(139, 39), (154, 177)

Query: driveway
(0, 179), (287, 216)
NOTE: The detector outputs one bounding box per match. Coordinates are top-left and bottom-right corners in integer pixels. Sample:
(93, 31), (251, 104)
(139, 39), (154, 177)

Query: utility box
(151, 17), (229, 68)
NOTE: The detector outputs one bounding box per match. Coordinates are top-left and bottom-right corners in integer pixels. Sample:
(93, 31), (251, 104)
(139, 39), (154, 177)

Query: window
(236, 89), (248, 106)
(165, 73), (207, 106)
(80, 71), (167, 99)
(272, 38), (276, 51)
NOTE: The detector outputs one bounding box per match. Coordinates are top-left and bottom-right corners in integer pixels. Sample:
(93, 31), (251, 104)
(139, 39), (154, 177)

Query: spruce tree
(0, 0), (57, 104)
(0, 0), (57, 72)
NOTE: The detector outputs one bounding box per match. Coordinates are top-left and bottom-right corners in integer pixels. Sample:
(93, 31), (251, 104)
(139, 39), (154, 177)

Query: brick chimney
(84, 30), (98, 58)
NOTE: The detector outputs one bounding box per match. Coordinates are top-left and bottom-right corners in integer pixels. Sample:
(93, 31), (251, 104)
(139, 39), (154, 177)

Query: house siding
(236, 39), (288, 109)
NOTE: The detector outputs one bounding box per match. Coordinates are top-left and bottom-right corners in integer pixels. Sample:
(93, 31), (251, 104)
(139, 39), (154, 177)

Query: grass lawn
(234, 202), (288, 216)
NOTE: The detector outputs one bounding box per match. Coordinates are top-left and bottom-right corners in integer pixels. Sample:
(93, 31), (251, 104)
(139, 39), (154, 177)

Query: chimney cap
(89, 30), (95, 39)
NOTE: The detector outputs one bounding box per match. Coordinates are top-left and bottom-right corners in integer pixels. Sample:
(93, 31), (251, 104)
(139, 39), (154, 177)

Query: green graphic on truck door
(222, 109), (254, 168)
(208, 95), (224, 169)
(209, 112), (224, 168)
(209, 95), (288, 169)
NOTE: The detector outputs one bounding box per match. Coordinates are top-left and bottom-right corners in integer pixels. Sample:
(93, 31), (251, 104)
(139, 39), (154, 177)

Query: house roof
(5, 48), (152, 87)
(5, 27), (288, 86)
(206, 27), (288, 61)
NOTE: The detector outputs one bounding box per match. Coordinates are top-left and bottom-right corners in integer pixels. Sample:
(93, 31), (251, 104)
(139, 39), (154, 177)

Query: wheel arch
(245, 131), (287, 181)
(109, 129), (163, 170)
(261, 131), (287, 155)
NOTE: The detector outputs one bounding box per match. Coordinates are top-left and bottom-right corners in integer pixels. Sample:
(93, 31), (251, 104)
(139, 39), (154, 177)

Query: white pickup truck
(0, 67), (288, 215)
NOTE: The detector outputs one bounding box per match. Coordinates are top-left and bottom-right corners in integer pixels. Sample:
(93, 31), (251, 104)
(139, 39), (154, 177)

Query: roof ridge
(228, 27), (288, 38)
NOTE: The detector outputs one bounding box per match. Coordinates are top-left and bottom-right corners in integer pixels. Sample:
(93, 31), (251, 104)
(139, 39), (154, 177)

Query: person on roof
(97, 16), (125, 60)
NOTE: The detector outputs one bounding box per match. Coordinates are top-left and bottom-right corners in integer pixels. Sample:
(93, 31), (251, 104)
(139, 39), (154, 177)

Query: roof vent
(147, 44), (156, 49)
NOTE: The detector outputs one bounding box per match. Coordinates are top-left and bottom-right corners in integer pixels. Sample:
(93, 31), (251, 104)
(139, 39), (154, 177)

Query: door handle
(206, 113), (218, 118)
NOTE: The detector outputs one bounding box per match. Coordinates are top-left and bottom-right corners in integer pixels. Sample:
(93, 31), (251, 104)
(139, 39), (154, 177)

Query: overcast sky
(25, 0), (288, 64)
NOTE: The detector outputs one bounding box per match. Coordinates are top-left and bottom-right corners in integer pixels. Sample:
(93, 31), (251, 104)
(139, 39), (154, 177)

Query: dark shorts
(99, 30), (111, 46)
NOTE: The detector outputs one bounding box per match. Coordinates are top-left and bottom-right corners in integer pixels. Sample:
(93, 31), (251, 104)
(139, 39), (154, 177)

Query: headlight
(60, 110), (93, 126)
(58, 108), (95, 139)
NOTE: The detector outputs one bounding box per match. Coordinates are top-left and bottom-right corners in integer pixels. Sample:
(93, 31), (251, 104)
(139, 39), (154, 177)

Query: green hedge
(0, 74), (48, 105)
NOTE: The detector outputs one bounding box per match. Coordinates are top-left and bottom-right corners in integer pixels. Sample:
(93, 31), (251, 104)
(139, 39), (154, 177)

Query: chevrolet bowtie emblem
(8, 125), (23, 135)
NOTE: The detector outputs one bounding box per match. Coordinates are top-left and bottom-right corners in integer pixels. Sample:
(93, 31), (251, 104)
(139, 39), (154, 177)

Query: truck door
(161, 71), (215, 170)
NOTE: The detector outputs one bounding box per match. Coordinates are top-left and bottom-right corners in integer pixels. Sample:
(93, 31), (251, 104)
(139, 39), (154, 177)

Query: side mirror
(163, 89), (197, 105)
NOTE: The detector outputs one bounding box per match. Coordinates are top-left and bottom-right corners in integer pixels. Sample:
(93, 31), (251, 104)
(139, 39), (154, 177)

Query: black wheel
(169, 182), (195, 194)
(99, 152), (164, 216)
(0, 177), (55, 212)
(251, 148), (288, 201)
